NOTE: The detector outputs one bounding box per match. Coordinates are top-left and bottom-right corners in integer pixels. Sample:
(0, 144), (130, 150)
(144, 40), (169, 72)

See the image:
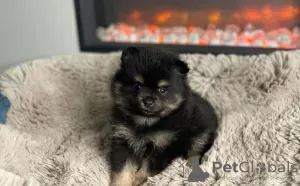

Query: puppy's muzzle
(142, 96), (156, 109)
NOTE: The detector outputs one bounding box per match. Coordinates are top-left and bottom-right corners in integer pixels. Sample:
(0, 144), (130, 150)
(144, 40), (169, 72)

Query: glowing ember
(97, 23), (300, 48)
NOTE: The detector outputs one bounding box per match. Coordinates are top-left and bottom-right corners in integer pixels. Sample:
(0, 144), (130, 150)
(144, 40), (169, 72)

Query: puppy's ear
(175, 60), (189, 75)
(121, 47), (139, 62)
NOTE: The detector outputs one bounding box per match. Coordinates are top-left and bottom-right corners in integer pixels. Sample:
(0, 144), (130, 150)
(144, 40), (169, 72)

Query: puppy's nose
(142, 96), (155, 108)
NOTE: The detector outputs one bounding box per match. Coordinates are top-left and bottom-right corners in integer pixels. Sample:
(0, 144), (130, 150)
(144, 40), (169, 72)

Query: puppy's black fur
(109, 47), (218, 186)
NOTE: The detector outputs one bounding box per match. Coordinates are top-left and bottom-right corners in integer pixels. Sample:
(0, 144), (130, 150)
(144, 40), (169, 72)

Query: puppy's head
(111, 47), (190, 125)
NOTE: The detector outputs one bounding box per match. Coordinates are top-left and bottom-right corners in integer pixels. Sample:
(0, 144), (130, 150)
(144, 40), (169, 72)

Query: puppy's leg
(133, 160), (151, 186)
(111, 160), (137, 186)
(146, 152), (178, 181)
(186, 131), (214, 166)
(110, 139), (137, 186)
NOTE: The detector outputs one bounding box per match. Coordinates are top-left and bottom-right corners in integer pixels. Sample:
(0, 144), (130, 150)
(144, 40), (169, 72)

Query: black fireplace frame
(74, 0), (295, 55)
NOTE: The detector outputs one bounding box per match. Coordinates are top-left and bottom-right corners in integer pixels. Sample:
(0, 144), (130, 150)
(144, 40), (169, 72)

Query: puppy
(109, 47), (218, 186)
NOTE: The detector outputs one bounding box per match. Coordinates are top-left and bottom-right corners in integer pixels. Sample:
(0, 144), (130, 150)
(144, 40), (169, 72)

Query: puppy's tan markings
(113, 125), (176, 151)
(133, 161), (151, 186)
(134, 75), (144, 84)
(148, 131), (176, 148)
(161, 94), (183, 116)
(133, 115), (159, 126)
(157, 79), (169, 87)
(113, 125), (145, 152)
(110, 159), (137, 186)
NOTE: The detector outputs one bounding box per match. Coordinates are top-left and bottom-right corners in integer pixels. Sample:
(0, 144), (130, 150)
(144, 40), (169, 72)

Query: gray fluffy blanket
(1, 50), (300, 186)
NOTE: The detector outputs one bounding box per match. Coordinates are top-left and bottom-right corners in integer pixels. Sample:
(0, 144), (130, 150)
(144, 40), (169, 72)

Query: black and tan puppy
(109, 47), (218, 186)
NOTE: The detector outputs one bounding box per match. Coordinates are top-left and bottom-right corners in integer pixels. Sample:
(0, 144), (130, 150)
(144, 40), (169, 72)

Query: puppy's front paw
(133, 177), (147, 186)
(110, 178), (133, 186)
(110, 171), (135, 186)
(133, 161), (150, 186)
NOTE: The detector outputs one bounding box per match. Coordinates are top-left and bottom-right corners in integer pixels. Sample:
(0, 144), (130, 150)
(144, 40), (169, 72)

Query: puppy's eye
(133, 83), (141, 91)
(158, 87), (167, 95)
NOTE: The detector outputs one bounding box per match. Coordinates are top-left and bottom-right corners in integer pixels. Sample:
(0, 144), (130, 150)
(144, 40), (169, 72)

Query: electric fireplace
(75, 0), (300, 54)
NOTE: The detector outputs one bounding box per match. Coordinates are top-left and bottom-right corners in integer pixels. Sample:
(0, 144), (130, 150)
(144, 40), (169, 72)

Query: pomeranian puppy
(109, 47), (218, 186)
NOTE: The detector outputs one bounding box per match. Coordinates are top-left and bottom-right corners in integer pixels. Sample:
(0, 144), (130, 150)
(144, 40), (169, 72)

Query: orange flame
(280, 6), (299, 20)
(245, 10), (260, 21)
(156, 11), (172, 23)
(208, 12), (221, 23)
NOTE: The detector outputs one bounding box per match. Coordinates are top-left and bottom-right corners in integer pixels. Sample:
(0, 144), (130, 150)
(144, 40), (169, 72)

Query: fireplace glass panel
(94, 0), (300, 49)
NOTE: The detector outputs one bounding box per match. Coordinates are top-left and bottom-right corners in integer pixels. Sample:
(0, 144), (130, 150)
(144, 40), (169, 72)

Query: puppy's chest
(113, 125), (176, 150)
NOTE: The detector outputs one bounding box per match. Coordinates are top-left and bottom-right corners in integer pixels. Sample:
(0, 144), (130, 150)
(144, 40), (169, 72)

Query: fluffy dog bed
(1, 50), (300, 186)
